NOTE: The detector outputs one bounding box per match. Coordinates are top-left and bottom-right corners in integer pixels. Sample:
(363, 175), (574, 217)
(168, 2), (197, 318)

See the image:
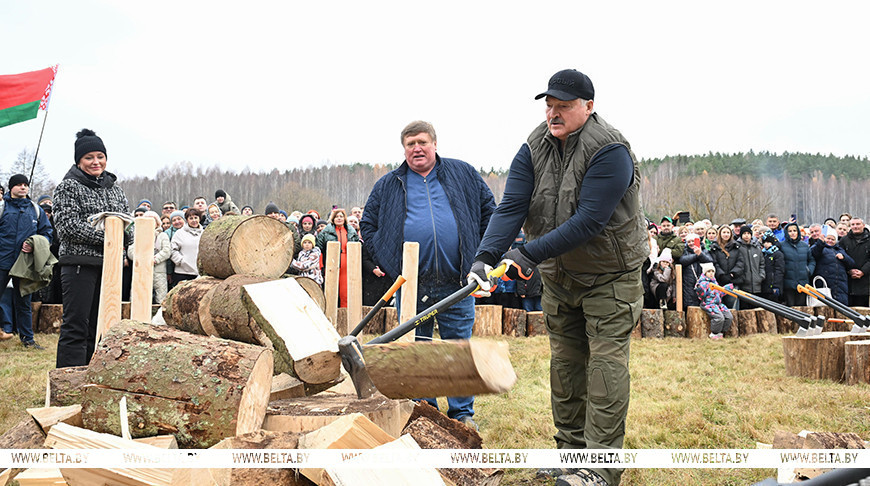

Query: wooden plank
(347, 242), (363, 333)
(130, 216), (155, 321)
(365, 340), (517, 399)
(242, 278), (341, 384)
(324, 241), (340, 329)
(398, 242), (419, 343)
(298, 413), (396, 484)
(675, 263), (683, 310)
(26, 405), (83, 433)
(12, 467), (67, 485)
(133, 435), (178, 449)
(264, 394), (415, 438)
(472, 305), (502, 336)
(95, 216), (124, 347)
(324, 435), (446, 486)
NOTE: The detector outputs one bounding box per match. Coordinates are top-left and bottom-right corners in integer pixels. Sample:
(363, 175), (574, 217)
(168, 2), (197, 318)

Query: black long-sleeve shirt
(475, 142), (634, 266)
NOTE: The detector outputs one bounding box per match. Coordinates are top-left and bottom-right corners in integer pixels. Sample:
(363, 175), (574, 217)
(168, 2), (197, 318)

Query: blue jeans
(396, 283), (476, 420)
(0, 269), (34, 343)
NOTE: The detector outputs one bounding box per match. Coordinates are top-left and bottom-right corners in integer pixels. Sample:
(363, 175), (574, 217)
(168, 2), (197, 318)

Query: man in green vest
(469, 69), (647, 486)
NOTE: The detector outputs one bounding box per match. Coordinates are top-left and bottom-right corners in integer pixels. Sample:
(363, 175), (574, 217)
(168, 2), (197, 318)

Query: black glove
(467, 260), (495, 297)
(501, 247), (537, 281)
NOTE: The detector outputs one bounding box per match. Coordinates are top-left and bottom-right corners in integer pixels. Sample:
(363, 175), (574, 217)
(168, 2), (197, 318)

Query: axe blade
(338, 335), (378, 399)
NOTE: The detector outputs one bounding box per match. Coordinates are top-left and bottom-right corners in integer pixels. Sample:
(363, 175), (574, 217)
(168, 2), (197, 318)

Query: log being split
(81, 320), (273, 448)
(197, 215), (295, 279)
(364, 340), (516, 399)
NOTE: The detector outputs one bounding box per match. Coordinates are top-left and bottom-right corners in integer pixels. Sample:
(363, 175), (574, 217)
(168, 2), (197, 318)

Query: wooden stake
(675, 263), (683, 311)
(130, 216), (155, 322)
(324, 241), (340, 328)
(399, 242), (419, 344)
(347, 241), (363, 333)
(96, 216), (124, 347)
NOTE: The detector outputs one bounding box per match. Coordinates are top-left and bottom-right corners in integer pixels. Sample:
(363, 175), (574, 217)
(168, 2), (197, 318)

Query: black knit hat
(215, 189), (226, 199)
(264, 202), (280, 215)
(8, 174), (28, 189)
(74, 129), (107, 163)
(739, 225), (753, 237)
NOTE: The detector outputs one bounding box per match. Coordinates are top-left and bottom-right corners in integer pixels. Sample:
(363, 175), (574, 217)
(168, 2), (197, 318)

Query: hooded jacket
(840, 227), (870, 296)
(810, 239), (854, 305)
(779, 222), (815, 290)
(732, 238), (766, 293)
(52, 164), (130, 267)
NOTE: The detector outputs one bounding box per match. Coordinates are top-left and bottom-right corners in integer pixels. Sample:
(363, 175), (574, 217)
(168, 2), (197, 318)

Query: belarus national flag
(0, 65), (58, 128)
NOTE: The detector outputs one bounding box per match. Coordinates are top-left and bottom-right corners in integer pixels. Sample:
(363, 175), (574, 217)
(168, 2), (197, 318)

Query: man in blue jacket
(0, 174), (53, 349)
(361, 121), (495, 430)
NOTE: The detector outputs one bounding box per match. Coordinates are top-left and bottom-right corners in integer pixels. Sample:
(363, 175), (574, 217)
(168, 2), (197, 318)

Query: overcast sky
(2, 1), (869, 183)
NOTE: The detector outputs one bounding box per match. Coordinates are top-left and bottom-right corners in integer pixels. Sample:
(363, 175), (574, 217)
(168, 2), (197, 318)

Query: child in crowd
(291, 234), (323, 285)
(695, 262), (733, 339)
(648, 248), (676, 309)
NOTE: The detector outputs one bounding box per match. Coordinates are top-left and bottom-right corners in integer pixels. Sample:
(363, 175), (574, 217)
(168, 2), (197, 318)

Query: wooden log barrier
(197, 215), (294, 279)
(526, 311), (546, 337)
(782, 332), (870, 382)
(685, 306), (710, 339)
(81, 320), (273, 448)
(473, 304), (502, 336)
(736, 309), (758, 336)
(726, 310), (739, 338)
(640, 308), (663, 338)
(38, 303), (63, 334)
(663, 310), (686, 338)
(383, 306), (399, 335)
(361, 305), (386, 335)
(776, 313), (796, 335)
(845, 341), (870, 385)
(756, 309), (777, 334)
(502, 307), (526, 337)
(30, 301), (41, 335)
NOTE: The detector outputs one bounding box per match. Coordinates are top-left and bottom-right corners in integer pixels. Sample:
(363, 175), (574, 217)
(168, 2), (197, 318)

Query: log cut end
(236, 349), (275, 436)
(470, 340), (517, 394)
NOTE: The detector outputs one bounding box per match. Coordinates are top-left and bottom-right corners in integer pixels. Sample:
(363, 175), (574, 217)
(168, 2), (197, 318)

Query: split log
(38, 303), (64, 334)
(663, 310), (686, 338)
(845, 341), (870, 385)
(134, 435), (178, 449)
(472, 305), (502, 336)
(293, 276), (326, 312)
(10, 467), (66, 485)
(271, 373), (306, 401)
(404, 416), (503, 486)
(640, 308), (663, 338)
(772, 430), (866, 449)
(242, 278), (341, 384)
(782, 332), (870, 381)
(736, 309), (758, 336)
(44, 422), (172, 486)
(323, 241), (340, 329)
(398, 242), (419, 344)
(685, 306), (710, 339)
(196, 430), (308, 486)
(48, 366), (88, 407)
(407, 400), (482, 448)
(161, 276), (222, 336)
(526, 311), (546, 337)
(0, 415), (46, 484)
(209, 274), (271, 344)
(298, 413), (395, 484)
(364, 340), (516, 399)
(81, 320), (273, 448)
(197, 215), (294, 279)
(26, 405), (83, 433)
(756, 309), (777, 334)
(502, 307), (526, 337)
(383, 306), (399, 334)
(264, 394), (415, 438)
(325, 435), (446, 486)
(360, 305), (385, 335)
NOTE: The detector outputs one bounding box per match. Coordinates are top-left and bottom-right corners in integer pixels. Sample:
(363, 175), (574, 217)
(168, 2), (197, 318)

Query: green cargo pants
(541, 268), (642, 486)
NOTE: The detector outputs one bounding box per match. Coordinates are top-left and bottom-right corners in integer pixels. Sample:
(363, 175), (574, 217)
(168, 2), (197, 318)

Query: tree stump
(502, 308), (526, 337)
(360, 305), (385, 335)
(404, 416), (503, 486)
(121, 301), (130, 320)
(197, 215), (295, 279)
(782, 332), (870, 382)
(639, 309), (663, 338)
(81, 320), (273, 448)
(852, 306), (870, 317)
(30, 301), (41, 334)
(756, 309), (777, 334)
(48, 365), (88, 407)
(845, 341), (870, 385)
(162, 276), (223, 336)
(737, 309), (758, 336)
(292, 276), (325, 312)
(472, 305), (502, 336)
(526, 311), (546, 337)
(776, 314), (797, 334)
(38, 303), (63, 334)
(663, 310), (686, 338)
(725, 310), (739, 338)
(814, 306), (835, 321)
(685, 307), (710, 339)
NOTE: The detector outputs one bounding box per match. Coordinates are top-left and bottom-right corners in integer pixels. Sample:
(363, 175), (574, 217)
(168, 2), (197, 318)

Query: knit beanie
(8, 174), (28, 189)
(37, 195), (52, 204)
(658, 248), (673, 263)
(739, 225), (753, 237)
(302, 234), (316, 245)
(138, 199), (151, 207)
(762, 231), (778, 244)
(700, 262), (716, 274)
(299, 214), (316, 227)
(316, 219), (327, 227)
(74, 129), (107, 163)
(264, 202), (280, 215)
(170, 210), (185, 220)
(241, 205), (253, 214)
(215, 189), (226, 199)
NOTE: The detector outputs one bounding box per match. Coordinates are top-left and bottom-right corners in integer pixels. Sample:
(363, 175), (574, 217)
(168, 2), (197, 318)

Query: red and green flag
(0, 65), (58, 128)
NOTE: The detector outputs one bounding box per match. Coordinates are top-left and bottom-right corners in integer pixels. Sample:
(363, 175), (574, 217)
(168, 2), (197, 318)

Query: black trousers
(56, 265), (102, 368)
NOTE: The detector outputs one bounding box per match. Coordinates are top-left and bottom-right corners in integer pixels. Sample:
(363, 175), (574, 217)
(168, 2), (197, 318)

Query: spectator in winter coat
(170, 208), (203, 284)
(241, 205), (254, 216)
(841, 218), (870, 307)
(695, 262), (733, 339)
(192, 197), (211, 228)
(656, 217), (684, 260)
(731, 225), (766, 299)
(811, 230), (854, 306)
(648, 248), (676, 309)
(213, 190), (240, 215)
(679, 234), (713, 309)
(290, 234), (323, 285)
(766, 214), (785, 241)
(703, 226), (718, 251)
(836, 222), (850, 239)
(316, 209), (359, 308)
(779, 222), (815, 306)
(807, 223), (823, 247)
(759, 231), (785, 303)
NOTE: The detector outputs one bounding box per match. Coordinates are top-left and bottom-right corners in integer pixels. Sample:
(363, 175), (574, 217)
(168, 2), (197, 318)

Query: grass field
(2, 332), (869, 485)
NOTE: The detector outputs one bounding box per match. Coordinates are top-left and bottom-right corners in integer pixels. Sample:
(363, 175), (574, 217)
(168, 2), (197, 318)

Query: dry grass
(2, 332), (869, 486)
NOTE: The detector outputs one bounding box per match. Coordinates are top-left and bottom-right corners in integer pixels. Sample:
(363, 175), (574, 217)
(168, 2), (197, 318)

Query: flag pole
(29, 106), (50, 184)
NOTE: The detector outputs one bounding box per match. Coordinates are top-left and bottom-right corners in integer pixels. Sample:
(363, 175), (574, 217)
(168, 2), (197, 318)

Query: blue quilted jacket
(360, 155), (495, 285)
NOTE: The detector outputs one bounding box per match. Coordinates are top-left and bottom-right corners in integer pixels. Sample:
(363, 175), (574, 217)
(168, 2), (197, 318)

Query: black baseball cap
(535, 69), (595, 101)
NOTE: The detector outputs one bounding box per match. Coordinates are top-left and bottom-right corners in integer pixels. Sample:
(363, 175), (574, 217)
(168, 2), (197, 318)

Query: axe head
(338, 335), (378, 400)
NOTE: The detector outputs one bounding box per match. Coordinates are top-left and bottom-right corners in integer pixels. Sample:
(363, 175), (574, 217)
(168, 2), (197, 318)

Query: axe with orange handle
(798, 284), (868, 334)
(711, 284), (817, 336)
